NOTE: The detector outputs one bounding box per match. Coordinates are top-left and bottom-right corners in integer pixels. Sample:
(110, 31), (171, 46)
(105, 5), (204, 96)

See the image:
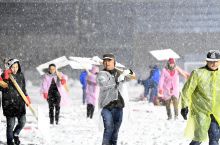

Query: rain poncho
(158, 68), (180, 100)
(86, 66), (100, 106)
(181, 66), (220, 142)
(41, 72), (70, 106)
(158, 65), (189, 100)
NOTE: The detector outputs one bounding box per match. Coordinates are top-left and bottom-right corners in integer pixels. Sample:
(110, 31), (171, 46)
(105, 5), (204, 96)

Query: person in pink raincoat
(158, 58), (189, 120)
(41, 64), (69, 125)
(86, 65), (100, 119)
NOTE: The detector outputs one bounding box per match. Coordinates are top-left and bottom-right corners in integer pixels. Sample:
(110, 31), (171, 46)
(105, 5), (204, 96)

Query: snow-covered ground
(0, 80), (209, 145)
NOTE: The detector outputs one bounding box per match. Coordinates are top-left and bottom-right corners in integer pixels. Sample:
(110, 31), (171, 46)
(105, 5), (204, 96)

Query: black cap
(103, 53), (115, 60)
(206, 50), (220, 61)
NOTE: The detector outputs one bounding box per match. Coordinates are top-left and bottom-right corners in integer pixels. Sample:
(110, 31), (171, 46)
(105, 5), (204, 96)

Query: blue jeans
(6, 115), (26, 143)
(190, 115), (220, 145)
(101, 108), (123, 145)
(144, 79), (158, 102)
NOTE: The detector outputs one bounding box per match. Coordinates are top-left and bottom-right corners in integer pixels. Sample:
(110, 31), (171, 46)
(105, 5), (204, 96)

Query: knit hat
(90, 65), (99, 74)
(6, 58), (21, 73)
(206, 50), (220, 61)
(168, 58), (175, 64)
(7, 58), (19, 68)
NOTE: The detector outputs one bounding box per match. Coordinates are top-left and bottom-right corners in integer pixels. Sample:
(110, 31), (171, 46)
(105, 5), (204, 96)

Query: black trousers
(48, 90), (61, 124)
(87, 104), (95, 119)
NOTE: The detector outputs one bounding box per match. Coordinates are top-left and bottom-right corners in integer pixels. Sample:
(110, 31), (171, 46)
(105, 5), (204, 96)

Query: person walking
(80, 70), (88, 105)
(97, 53), (136, 145)
(143, 65), (160, 103)
(41, 63), (68, 125)
(181, 50), (220, 145)
(86, 65), (99, 119)
(0, 58), (31, 145)
(158, 58), (189, 120)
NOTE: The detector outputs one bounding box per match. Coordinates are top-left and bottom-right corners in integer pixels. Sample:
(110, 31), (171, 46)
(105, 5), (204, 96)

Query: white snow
(0, 80), (209, 145)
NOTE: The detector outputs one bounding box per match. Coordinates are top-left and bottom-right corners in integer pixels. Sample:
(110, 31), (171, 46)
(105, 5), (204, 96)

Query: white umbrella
(69, 56), (125, 69)
(36, 56), (69, 75)
(36, 56), (127, 75)
(68, 56), (99, 70)
(149, 49), (180, 61)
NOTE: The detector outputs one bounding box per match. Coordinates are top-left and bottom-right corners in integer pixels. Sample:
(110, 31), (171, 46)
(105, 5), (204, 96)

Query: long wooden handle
(9, 75), (38, 120)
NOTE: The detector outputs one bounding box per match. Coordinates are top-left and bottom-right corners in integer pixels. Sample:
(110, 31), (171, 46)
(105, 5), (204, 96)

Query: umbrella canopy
(36, 56), (69, 75)
(69, 56), (125, 69)
(36, 56), (127, 75)
(149, 49), (180, 61)
(68, 56), (100, 70)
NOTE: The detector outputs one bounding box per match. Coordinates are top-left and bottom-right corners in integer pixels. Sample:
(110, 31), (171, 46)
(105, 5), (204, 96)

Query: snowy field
(0, 80), (209, 145)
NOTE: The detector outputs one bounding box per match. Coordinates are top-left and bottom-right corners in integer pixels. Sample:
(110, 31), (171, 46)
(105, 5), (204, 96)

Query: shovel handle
(9, 75), (38, 120)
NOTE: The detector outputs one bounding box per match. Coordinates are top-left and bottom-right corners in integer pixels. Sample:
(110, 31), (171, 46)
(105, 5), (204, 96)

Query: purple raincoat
(40, 72), (70, 106)
(86, 66), (99, 106)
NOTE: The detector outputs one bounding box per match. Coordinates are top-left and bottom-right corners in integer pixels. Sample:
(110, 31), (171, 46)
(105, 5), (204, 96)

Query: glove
(117, 69), (132, 82)
(61, 78), (66, 85)
(157, 89), (163, 98)
(26, 96), (31, 106)
(0, 80), (8, 88)
(43, 93), (48, 100)
(181, 107), (188, 120)
(4, 69), (12, 80)
(159, 89), (163, 94)
(122, 69), (131, 76)
(118, 74), (125, 82)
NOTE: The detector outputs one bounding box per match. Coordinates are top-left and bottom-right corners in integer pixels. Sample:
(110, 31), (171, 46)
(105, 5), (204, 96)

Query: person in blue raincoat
(80, 70), (88, 105)
(143, 65), (160, 103)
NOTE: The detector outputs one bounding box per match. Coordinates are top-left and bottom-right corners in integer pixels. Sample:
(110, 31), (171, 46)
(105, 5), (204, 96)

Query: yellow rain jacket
(181, 66), (220, 142)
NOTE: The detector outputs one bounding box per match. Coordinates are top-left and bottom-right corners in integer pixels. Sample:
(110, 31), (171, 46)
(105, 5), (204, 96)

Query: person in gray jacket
(97, 53), (136, 145)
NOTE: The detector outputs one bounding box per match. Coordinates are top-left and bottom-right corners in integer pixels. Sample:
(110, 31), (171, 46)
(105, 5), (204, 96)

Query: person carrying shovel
(0, 58), (31, 145)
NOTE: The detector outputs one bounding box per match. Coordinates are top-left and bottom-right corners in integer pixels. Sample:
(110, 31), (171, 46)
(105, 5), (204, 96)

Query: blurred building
(0, 0), (219, 81)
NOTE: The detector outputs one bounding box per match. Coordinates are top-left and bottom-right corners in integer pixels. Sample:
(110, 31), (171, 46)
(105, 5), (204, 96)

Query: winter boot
(55, 119), (59, 125)
(13, 135), (20, 145)
(167, 116), (172, 120)
(55, 115), (59, 125)
(7, 142), (15, 145)
(174, 115), (178, 120)
(50, 118), (54, 124)
(55, 107), (60, 125)
(167, 109), (172, 120)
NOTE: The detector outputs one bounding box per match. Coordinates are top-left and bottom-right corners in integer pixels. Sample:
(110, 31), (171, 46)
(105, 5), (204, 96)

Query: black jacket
(1, 72), (27, 117)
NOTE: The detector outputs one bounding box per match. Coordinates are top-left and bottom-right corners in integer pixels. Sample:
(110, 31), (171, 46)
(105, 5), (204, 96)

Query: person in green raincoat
(181, 50), (220, 145)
